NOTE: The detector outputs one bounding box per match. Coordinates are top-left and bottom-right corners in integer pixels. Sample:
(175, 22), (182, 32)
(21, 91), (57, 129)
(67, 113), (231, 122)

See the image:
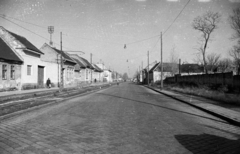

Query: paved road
(0, 82), (240, 154)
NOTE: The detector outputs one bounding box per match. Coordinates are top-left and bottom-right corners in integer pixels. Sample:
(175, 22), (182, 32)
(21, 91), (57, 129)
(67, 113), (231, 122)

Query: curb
(0, 84), (111, 121)
(145, 85), (240, 127)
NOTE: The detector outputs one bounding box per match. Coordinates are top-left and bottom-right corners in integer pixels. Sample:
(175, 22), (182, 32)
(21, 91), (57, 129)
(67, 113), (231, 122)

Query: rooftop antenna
(48, 26), (54, 46)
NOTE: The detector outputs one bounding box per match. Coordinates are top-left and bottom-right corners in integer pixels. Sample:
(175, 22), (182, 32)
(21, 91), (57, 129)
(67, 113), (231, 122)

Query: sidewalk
(0, 82), (109, 98)
(0, 82), (114, 119)
(146, 85), (240, 126)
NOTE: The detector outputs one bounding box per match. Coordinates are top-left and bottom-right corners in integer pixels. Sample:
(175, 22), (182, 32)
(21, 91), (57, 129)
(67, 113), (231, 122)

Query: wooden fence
(165, 72), (240, 89)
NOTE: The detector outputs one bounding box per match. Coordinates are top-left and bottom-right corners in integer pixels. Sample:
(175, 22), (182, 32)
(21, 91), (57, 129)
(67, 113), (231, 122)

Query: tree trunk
(203, 52), (208, 74)
(203, 34), (210, 74)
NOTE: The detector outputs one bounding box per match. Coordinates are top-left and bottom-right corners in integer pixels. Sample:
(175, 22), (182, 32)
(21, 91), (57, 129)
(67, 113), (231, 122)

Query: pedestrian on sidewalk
(46, 78), (51, 88)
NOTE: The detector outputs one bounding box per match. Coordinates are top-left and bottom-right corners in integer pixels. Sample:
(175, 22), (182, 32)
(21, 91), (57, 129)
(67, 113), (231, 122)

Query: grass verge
(154, 82), (240, 106)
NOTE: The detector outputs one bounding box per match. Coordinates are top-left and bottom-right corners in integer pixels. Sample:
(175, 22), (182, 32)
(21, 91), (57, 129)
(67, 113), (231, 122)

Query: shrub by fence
(165, 72), (240, 90)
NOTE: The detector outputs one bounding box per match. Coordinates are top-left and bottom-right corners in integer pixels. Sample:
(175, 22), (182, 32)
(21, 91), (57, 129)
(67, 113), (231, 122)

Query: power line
(1, 16), (49, 40)
(124, 0), (191, 47)
(0, 14), (122, 46)
(0, 14), (46, 29)
(120, 38), (160, 61)
(125, 35), (160, 45)
(0, 16), (73, 51)
(163, 0), (191, 35)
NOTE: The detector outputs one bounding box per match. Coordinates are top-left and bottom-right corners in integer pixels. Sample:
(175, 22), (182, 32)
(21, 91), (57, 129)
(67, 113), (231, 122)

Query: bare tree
(207, 53), (221, 72)
(218, 58), (233, 73)
(229, 8), (240, 42)
(192, 11), (221, 74)
(229, 45), (240, 75)
(229, 8), (240, 75)
(169, 45), (179, 76)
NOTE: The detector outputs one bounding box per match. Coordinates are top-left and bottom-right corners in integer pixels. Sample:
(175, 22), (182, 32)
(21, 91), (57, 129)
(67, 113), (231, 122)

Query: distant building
(149, 62), (178, 83)
(70, 54), (89, 84)
(180, 63), (203, 75)
(96, 63), (112, 82)
(91, 64), (103, 82)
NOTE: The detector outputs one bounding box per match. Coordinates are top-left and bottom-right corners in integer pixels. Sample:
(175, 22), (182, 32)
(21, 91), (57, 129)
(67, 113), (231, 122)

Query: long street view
(0, 83), (240, 154)
(1, 0), (240, 153)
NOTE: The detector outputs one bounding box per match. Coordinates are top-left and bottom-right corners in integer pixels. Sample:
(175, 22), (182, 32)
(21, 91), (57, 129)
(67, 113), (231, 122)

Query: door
(38, 66), (44, 88)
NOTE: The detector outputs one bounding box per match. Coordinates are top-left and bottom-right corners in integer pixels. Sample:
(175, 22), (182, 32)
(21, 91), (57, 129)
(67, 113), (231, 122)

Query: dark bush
(178, 81), (199, 88)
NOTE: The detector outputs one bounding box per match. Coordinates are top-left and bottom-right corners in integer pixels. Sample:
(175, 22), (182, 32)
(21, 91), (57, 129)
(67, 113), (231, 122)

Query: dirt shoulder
(151, 83), (240, 112)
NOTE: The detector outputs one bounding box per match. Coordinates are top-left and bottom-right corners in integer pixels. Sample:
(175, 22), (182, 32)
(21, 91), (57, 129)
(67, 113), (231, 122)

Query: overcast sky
(1, 0), (240, 77)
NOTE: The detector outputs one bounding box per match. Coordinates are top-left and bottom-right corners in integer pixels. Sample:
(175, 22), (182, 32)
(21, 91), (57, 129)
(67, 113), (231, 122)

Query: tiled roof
(149, 63), (159, 72)
(150, 62), (178, 72)
(79, 57), (94, 69)
(52, 48), (76, 64)
(8, 31), (43, 54)
(92, 64), (103, 72)
(0, 37), (22, 62)
(71, 57), (86, 71)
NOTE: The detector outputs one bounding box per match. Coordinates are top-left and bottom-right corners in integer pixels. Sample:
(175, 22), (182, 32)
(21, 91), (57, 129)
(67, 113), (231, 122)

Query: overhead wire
(162, 0), (191, 35)
(125, 0), (191, 62)
(0, 14), (46, 29)
(125, 35), (160, 45)
(124, 0), (191, 49)
(121, 37), (160, 62)
(0, 14), (122, 46)
(0, 16), (75, 51)
(0, 16), (49, 41)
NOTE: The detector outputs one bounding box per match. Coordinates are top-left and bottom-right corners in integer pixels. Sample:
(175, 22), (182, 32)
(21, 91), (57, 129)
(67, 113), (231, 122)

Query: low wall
(165, 72), (240, 89)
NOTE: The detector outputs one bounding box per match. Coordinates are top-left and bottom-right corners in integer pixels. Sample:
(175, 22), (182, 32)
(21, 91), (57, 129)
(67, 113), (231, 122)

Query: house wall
(103, 70), (112, 82)
(64, 65), (75, 87)
(40, 44), (76, 88)
(93, 71), (101, 82)
(43, 61), (59, 87)
(153, 71), (172, 83)
(0, 62), (21, 91)
(0, 27), (44, 90)
(40, 44), (58, 63)
(74, 68), (92, 87)
(20, 53), (45, 88)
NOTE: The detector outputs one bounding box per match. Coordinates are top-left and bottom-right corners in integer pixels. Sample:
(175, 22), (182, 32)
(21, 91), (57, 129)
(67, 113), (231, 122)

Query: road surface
(0, 82), (239, 154)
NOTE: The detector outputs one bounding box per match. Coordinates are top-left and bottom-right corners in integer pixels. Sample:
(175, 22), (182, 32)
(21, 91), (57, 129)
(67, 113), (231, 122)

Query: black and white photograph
(0, 0), (240, 153)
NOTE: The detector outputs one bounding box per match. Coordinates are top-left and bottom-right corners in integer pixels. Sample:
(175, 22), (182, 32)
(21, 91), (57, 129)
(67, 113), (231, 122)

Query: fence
(165, 72), (240, 89)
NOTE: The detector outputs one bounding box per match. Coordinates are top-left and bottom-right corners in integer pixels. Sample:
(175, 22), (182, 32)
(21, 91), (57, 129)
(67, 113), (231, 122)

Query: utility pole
(141, 61), (143, 83)
(138, 66), (141, 83)
(160, 32), (163, 90)
(60, 32), (63, 91)
(90, 53), (92, 83)
(148, 50), (149, 86)
(179, 59), (181, 75)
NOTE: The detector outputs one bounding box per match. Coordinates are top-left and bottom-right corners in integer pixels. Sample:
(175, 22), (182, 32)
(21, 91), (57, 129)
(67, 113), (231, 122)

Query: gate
(38, 66), (44, 88)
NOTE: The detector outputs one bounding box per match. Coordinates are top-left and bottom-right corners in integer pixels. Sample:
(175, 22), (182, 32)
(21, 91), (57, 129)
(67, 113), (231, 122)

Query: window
(2, 64), (7, 80)
(27, 65), (32, 75)
(11, 65), (15, 79)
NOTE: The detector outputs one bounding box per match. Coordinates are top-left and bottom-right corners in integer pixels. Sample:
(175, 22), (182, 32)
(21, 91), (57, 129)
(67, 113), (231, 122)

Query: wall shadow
(175, 133), (240, 154)
(96, 93), (229, 125)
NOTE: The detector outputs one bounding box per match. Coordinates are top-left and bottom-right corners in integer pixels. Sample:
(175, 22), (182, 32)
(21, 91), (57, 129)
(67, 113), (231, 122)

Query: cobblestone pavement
(0, 83), (240, 154)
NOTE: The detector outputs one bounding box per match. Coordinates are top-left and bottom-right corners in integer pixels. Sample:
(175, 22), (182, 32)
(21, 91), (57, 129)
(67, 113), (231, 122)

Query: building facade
(40, 43), (76, 87)
(0, 26), (47, 90)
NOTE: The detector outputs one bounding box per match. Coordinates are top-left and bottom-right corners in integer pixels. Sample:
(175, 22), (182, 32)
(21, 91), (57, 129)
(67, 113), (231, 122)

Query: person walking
(46, 78), (51, 88)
